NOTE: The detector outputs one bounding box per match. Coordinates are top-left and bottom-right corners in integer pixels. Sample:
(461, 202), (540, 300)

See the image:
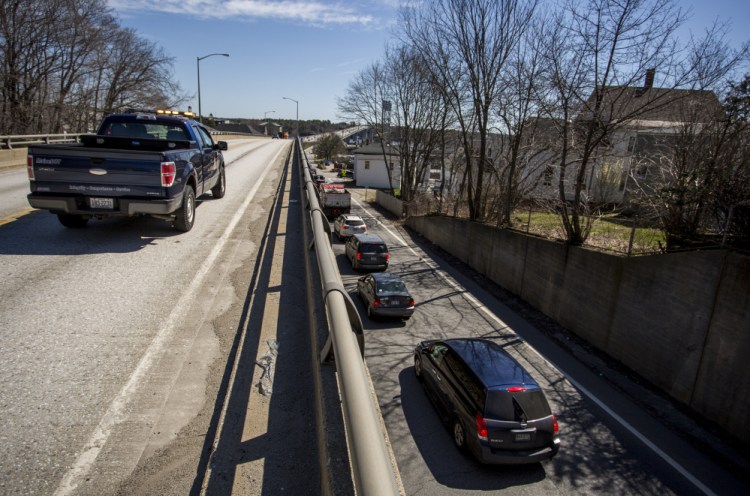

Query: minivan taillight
(475, 413), (488, 441)
(373, 298), (381, 307)
(356, 252), (361, 260)
(552, 414), (559, 435)
(27, 155), (35, 180)
(161, 161), (176, 187)
(385, 252), (390, 261)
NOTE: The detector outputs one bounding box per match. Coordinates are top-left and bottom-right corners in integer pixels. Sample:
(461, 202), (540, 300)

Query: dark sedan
(414, 338), (560, 464)
(357, 272), (415, 320)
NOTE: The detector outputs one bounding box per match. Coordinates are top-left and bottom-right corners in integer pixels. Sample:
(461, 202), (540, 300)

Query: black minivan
(414, 338), (560, 464)
(345, 233), (389, 271)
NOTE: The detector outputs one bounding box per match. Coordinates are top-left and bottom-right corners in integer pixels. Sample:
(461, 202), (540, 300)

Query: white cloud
(107, 0), (377, 26)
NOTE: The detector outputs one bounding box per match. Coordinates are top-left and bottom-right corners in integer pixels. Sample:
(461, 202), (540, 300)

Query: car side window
(444, 352), (484, 406)
(429, 343), (448, 366)
(196, 126), (214, 148)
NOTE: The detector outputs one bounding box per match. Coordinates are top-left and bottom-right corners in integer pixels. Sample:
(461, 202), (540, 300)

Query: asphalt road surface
(0, 138), (320, 495)
(2, 144), (750, 496)
(326, 183), (750, 496)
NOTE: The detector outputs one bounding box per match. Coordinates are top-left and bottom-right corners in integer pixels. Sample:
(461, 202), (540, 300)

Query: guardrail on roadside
(296, 138), (401, 496)
(1, 130), (247, 149)
(1, 133), (82, 149)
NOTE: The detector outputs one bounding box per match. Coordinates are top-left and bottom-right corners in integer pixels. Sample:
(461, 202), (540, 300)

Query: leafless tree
(489, 15), (553, 227)
(538, 0), (747, 245)
(0, 0), (186, 136)
(337, 61), (397, 195)
(382, 44), (447, 203)
(399, 0), (538, 221)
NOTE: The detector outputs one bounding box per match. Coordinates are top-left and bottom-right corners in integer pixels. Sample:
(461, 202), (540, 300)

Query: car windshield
(376, 280), (407, 294)
(359, 243), (387, 254)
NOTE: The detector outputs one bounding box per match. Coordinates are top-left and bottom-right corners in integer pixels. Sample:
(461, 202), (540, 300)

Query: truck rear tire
(173, 185), (195, 232)
(57, 214), (88, 228)
(211, 165), (226, 199)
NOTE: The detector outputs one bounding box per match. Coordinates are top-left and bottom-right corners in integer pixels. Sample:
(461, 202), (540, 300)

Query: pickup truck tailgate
(29, 145), (168, 197)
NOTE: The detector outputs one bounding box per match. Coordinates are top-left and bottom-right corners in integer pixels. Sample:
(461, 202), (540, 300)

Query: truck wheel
(57, 214), (88, 228)
(211, 165), (226, 199)
(173, 185), (195, 232)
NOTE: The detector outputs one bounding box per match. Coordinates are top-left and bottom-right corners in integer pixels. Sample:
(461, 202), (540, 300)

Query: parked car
(357, 272), (415, 320)
(345, 233), (389, 271)
(333, 214), (367, 239)
(414, 338), (560, 464)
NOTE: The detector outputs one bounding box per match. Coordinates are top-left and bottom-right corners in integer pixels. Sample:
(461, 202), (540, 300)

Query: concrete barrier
(0, 148), (27, 168)
(375, 190), (403, 218)
(406, 214), (750, 445)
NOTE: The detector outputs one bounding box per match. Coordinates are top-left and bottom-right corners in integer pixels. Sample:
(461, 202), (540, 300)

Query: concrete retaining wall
(406, 214), (750, 445)
(375, 190), (404, 218)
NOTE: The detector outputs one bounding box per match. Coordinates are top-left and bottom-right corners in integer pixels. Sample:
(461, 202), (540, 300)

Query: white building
(352, 144), (401, 190)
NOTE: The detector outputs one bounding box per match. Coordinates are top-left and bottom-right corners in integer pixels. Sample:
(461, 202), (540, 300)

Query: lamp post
(197, 53), (229, 124)
(264, 110), (275, 136)
(282, 96), (299, 137)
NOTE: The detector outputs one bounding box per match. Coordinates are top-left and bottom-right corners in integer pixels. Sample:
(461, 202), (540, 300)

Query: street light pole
(264, 110), (275, 136)
(197, 53), (229, 124)
(282, 97), (299, 137)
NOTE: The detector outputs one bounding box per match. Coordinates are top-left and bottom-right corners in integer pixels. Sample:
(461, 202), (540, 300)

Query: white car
(333, 214), (367, 239)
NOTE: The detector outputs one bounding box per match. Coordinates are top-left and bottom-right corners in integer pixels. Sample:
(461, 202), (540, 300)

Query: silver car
(333, 214), (367, 239)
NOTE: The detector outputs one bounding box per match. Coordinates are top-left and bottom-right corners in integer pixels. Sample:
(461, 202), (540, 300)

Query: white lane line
(54, 145), (287, 496)
(351, 195), (717, 496)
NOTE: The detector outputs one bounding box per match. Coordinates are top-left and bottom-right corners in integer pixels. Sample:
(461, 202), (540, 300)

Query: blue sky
(108, 0), (749, 123)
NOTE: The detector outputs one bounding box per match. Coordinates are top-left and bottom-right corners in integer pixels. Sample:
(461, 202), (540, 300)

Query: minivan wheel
(452, 418), (466, 451)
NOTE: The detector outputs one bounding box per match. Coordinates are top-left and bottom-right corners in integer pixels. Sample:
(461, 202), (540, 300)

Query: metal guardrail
(1, 133), (82, 149)
(1, 130), (245, 150)
(296, 138), (401, 496)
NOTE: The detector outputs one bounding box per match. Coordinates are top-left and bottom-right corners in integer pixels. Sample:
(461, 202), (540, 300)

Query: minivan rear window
(485, 389), (551, 421)
(359, 243), (387, 254)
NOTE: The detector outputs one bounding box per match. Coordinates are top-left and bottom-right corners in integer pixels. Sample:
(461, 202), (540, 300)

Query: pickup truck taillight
(161, 161), (176, 187)
(27, 155), (35, 181)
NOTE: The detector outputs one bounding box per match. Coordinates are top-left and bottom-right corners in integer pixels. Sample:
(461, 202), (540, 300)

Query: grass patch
(512, 210), (666, 254)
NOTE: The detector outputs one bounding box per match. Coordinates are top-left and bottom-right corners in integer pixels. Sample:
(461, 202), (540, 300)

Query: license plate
(514, 433), (532, 442)
(90, 197), (113, 209)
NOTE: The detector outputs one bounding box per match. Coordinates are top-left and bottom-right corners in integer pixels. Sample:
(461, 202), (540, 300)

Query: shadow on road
(0, 204), (209, 255)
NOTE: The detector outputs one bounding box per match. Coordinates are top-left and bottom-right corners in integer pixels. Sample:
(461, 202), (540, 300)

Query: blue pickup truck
(27, 111), (228, 232)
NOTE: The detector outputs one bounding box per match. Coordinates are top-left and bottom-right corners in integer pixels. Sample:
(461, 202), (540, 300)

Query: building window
(543, 164), (554, 186)
(627, 136), (636, 153)
(365, 160), (370, 170)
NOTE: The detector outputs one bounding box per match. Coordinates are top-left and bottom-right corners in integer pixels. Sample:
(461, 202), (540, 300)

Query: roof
(371, 272), (402, 282)
(353, 233), (386, 243)
(445, 338), (538, 388)
(580, 86), (722, 124)
(353, 143), (399, 156)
